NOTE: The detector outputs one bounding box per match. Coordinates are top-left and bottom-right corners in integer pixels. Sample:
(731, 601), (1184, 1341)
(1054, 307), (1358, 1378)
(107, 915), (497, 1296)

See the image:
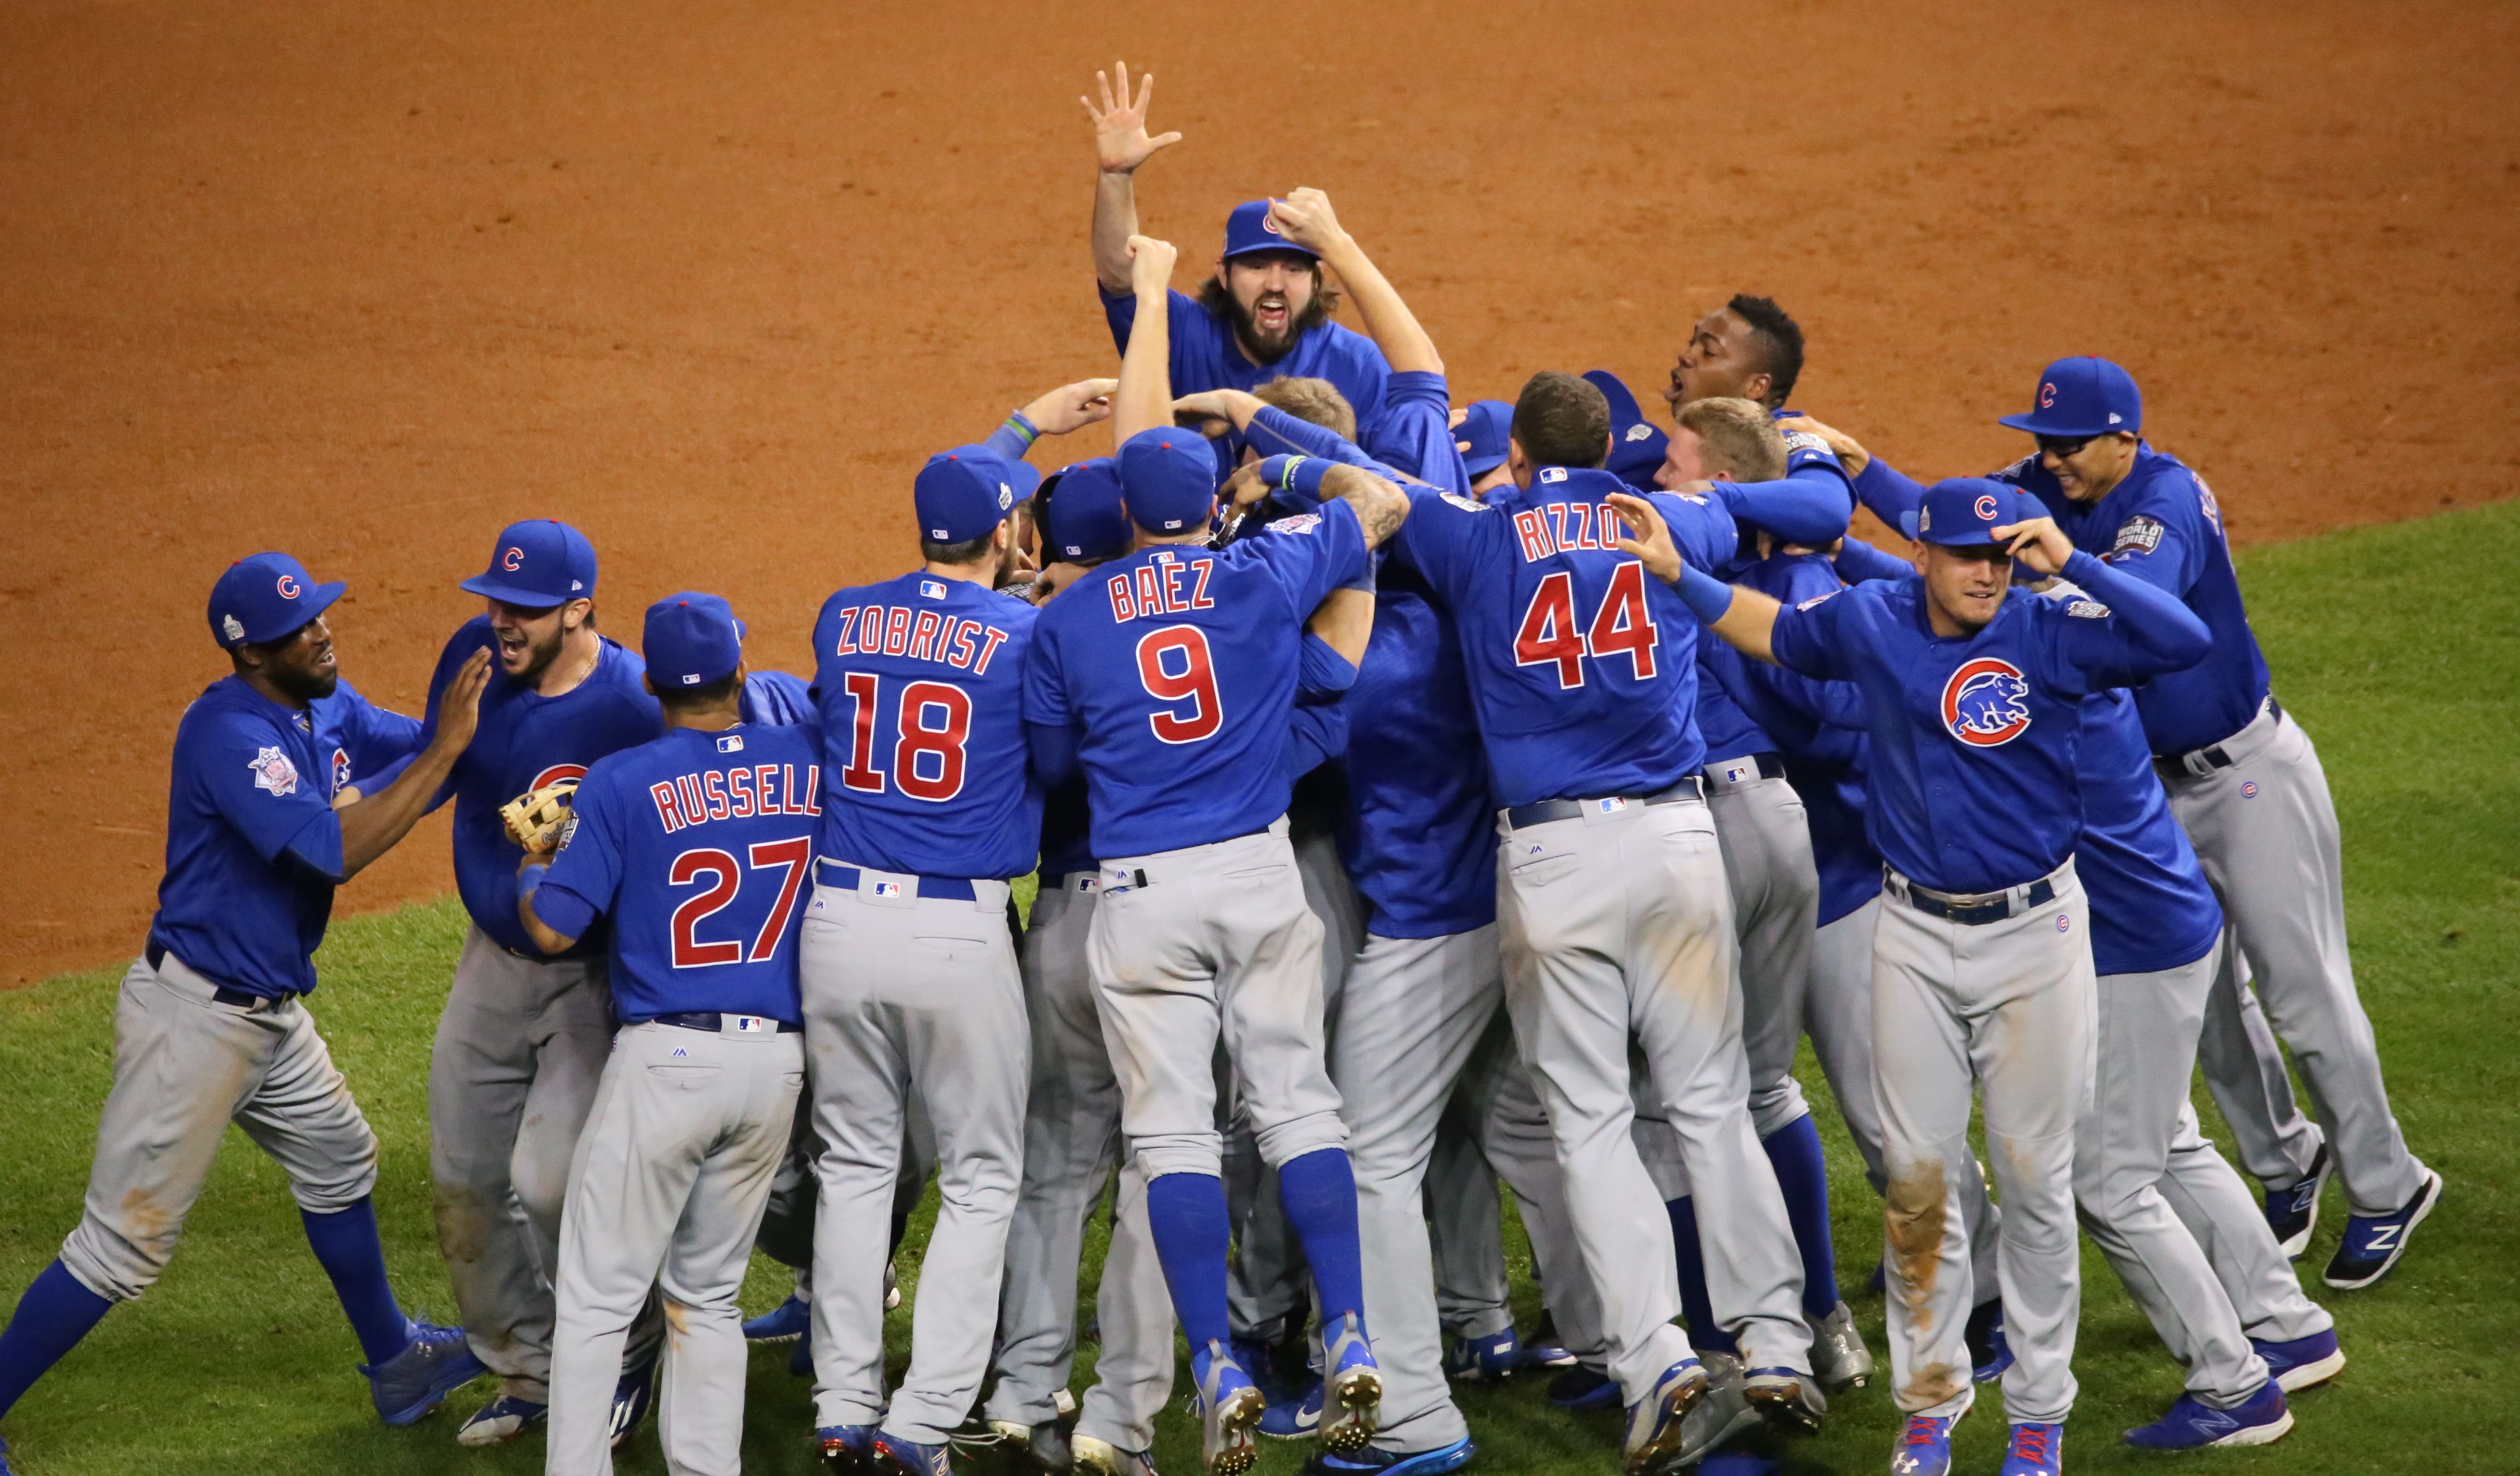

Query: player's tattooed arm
(1607, 491), (1783, 661)
(338, 648), (492, 878)
(1084, 62), (1181, 294)
(1110, 234), (1178, 442)
(1323, 463), (1408, 548)
(1268, 188), (1442, 376)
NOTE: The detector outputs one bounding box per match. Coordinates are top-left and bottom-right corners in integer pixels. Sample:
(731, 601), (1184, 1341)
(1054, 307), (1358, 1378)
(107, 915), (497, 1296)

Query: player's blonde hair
(1254, 376), (1358, 443)
(1678, 397), (1788, 482)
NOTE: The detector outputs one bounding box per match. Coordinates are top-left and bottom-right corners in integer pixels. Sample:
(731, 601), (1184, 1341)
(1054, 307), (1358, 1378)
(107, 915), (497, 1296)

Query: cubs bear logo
(249, 746), (301, 797)
(1973, 493), (1999, 522)
(275, 573), (301, 598)
(502, 545), (525, 571)
(1941, 657), (2032, 747)
(528, 762), (587, 792)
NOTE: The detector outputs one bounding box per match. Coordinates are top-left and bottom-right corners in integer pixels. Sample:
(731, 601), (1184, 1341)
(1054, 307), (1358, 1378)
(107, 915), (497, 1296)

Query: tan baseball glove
(501, 777), (579, 854)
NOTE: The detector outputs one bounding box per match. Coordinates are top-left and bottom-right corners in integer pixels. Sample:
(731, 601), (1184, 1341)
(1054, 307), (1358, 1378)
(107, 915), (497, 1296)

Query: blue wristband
(1673, 562), (1735, 625)
(1256, 454), (1332, 510)
(519, 863), (549, 895)
(1003, 409), (1041, 447)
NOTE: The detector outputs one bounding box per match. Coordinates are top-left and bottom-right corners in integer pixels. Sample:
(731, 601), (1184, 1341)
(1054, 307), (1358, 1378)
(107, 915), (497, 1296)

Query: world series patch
(2111, 515), (2165, 559)
(2065, 599), (2111, 619)
(1440, 492), (1489, 513)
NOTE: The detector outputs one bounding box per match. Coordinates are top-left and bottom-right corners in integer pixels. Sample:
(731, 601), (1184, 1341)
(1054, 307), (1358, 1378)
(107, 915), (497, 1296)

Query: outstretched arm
(1110, 235), (1178, 442)
(982, 377), (1122, 462)
(1084, 63), (1181, 295)
(338, 649), (491, 877)
(1320, 463), (1408, 549)
(1998, 517), (2212, 678)
(1267, 188), (1441, 376)
(1608, 491), (1784, 662)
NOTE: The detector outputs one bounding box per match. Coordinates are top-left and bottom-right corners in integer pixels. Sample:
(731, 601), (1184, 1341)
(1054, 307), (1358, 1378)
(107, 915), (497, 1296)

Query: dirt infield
(3, 0), (2512, 984)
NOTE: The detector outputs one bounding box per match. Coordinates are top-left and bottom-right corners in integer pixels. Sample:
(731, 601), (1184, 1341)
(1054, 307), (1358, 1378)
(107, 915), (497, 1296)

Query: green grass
(2, 502), (2514, 1474)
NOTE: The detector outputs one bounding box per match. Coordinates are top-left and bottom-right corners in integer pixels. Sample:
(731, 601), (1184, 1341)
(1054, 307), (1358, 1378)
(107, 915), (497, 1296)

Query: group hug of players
(0, 61), (2443, 1476)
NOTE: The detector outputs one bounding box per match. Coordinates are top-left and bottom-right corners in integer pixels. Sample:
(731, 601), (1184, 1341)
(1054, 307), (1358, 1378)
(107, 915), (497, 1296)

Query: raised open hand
(1083, 62), (1183, 175)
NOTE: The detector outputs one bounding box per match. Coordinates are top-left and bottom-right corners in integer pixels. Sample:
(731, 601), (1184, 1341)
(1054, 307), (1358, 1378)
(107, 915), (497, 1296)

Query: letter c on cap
(2038, 381), (2058, 408)
(502, 546), (525, 571)
(1974, 494), (1999, 521)
(275, 573), (301, 598)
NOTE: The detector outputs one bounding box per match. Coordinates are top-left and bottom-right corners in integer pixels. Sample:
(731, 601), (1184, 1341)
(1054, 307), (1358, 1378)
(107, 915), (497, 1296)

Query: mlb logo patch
(716, 734), (745, 753)
(921, 579), (947, 599)
(1594, 797), (1628, 814)
(1721, 763), (1754, 785)
(1539, 467), (1569, 484)
(733, 1015), (767, 1033)
(873, 880), (904, 898)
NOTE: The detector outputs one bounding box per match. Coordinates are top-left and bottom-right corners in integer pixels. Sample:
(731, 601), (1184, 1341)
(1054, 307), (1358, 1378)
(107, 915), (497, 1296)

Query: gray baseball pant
(986, 872), (1175, 1453)
(800, 867), (1028, 1445)
(2167, 701), (2427, 1215)
(545, 1019), (802, 1476)
(2159, 1103), (2333, 1344)
(1706, 764), (1818, 1138)
(1428, 1089), (1510, 1342)
(2077, 953), (2270, 1406)
(1873, 862), (2093, 1425)
(1498, 795), (1810, 1402)
(431, 926), (645, 1401)
(2194, 944), (2326, 1187)
(61, 949), (379, 1303)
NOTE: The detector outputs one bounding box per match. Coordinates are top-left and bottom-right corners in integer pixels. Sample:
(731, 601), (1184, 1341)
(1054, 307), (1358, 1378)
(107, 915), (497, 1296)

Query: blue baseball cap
(209, 552), (346, 648)
(1116, 427), (1218, 534)
(1222, 199), (1318, 263)
(1454, 400), (1513, 478)
(1901, 478), (2029, 547)
(461, 520), (598, 607)
(914, 446), (1031, 544)
(643, 592), (747, 690)
(1044, 458), (1132, 562)
(1998, 356), (2143, 438)
(1584, 369), (1669, 492)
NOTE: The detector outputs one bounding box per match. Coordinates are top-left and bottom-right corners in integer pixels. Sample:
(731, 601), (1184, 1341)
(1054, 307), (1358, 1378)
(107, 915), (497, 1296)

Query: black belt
(816, 859), (979, 902)
(2155, 694), (2281, 775)
(1702, 752), (1787, 786)
(1504, 774), (1705, 831)
(1892, 875), (2057, 926)
(641, 1011), (802, 1035)
(145, 938), (296, 1009)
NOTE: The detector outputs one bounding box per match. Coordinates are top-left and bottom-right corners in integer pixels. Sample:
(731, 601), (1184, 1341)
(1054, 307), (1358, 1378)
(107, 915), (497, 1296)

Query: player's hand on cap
(1783, 413), (1872, 476)
(1994, 513), (2075, 576)
(1266, 188), (1350, 254)
(432, 648), (495, 755)
(1024, 378), (1121, 436)
(1125, 233), (1178, 294)
(1607, 491), (1686, 584)
(1083, 62), (1181, 175)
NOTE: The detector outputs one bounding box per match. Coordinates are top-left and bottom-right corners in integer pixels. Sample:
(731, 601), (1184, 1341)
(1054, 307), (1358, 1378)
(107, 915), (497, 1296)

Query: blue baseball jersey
(1727, 554), (1881, 926)
(1027, 502), (1369, 859)
(1395, 467), (1736, 808)
(810, 572), (1040, 881)
(740, 669), (817, 727)
(1343, 557), (1495, 938)
(2071, 682), (2223, 975)
(1768, 549), (2209, 893)
(416, 618), (663, 957)
(531, 723), (821, 1023)
(151, 677), (423, 998)
(1773, 412), (1856, 495)
(1102, 286), (1391, 449)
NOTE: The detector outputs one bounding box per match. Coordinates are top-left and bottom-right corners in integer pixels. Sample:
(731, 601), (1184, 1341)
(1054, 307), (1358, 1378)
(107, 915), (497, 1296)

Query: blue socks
(0, 1260), (115, 1422)
(1274, 1148), (1367, 1324)
(1147, 1172), (1236, 1353)
(1763, 1114), (1841, 1317)
(1665, 1197), (1739, 1357)
(300, 1197), (412, 1365)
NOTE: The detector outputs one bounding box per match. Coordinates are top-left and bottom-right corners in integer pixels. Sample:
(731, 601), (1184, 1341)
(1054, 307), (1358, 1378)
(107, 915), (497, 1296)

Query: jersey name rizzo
(828, 604), (1012, 675)
(651, 761), (823, 834)
(1105, 550), (1218, 621)
(1511, 501), (1628, 562)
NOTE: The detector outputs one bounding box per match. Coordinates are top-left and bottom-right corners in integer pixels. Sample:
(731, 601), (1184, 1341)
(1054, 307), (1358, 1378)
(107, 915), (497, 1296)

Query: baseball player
(1825, 358), (2440, 1288)
(0, 555), (493, 1476)
(1025, 230), (1406, 1476)
(1081, 64), (1392, 455)
(513, 594), (817, 1476)
(1379, 369), (1821, 1475)
(406, 519), (670, 1446)
(1645, 477), (2212, 1476)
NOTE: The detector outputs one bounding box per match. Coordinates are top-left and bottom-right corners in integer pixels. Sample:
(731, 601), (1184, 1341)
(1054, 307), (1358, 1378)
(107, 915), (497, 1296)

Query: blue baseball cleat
(1998, 1420), (2063, 1475)
(1890, 1407), (1965, 1476)
(1193, 1339), (1268, 1475)
(1318, 1311), (1383, 1454)
(610, 1354), (658, 1448)
(820, 1423), (877, 1474)
(2124, 1379), (2291, 1449)
(1523, 1312), (1576, 1368)
(746, 1293), (812, 1343)
(1302, 1435), (1474, 1475)
(455, 1392), (548, 1445)
(1619, 1358), (1709, 1475)
(874, 1431), (955, 1475)
(1441, 1326), (1523, 1382)
(2324, 1168), (2443, 1289)
(1965, 1300), (2013, 1384)
(361, 1318), (487, 1425)
(2252, 1327), (2345, 1392)
(1259, 1377), (1323, 1439)
(2263, 1143), (2331, 1259)
(0, 1432), (13, 1476)
(1546, 1365), (1620, 1411)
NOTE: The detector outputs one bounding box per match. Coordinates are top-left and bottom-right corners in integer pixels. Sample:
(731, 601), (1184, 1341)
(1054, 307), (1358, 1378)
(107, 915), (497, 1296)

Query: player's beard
(271, 665), (339, 703)
(1202, 277), (1328, 367)
(502, 622), (566, 686)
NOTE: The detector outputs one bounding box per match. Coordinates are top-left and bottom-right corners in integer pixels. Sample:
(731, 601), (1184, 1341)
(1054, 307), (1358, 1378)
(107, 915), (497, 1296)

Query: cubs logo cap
(914, 445), (1034, 545)
(1044, 457), (1132, 562)
(1998, 356), (2143, 438)
(460, 519), (599, 607)
(208, 551), (345, 648)
(1454, 399), (1514, 478)
(1116, 426), (1219, 534)
(1583, 369), (1670, 492)
(1900, 478), (2027, 547)
(642, 591), (746, 689)
(1222, 199), (1320, 262)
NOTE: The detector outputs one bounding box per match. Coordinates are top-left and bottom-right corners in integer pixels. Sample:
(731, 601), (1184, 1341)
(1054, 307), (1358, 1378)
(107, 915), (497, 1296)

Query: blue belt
(1504, 774), (1705, 832)
(145, 937), (295, 1009)
(815, 859), (978, 902)
(639, 1011), (801, 1035)
(1889, 872), (2058, 927)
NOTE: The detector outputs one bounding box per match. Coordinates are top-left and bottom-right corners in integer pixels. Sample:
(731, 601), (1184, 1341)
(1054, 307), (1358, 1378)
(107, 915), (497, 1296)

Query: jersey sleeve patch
(1268, 513), (1324, 535)
(249, 746), (302, 797)
(1781, 429), (1832, 457)
(2109, 515), (2165, 559)
(1440, 492), (1489, 513)
(2065, 598), (2112, 619)
(1796, 590), (1841, 611)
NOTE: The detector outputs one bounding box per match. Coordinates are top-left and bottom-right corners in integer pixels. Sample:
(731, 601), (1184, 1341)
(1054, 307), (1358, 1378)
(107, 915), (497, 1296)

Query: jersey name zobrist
(649, 761), (823, 835)
(829, 603), (1012, 675)
(1512, 501), (1627, 563)
(1106, 550), (1218, 622)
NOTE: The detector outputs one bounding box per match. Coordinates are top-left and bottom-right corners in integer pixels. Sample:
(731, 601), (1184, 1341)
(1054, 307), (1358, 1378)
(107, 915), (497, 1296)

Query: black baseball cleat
(2263, 1142), (2332, 1259)
(2323, 1169), (2443, 1289)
